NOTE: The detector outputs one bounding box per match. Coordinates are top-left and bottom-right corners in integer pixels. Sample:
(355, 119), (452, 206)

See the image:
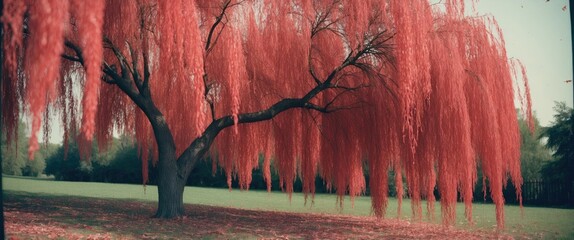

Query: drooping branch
(201, 0), (243, 121)
(141, 44), (151, 98)
(310, 0), (344, 38)
(63, 38), (175, 151)
(177, 27), (393, 177)
(63, 40), (85, 65)
(103, 37), (133, 82)
(136, 2), (152, 98)
(308, 0), (344, 86)
(63, 40), (117, 84)
(204, 0), (232, 53)
(127, 42), (143, 92)
(100, 37), (152, 100)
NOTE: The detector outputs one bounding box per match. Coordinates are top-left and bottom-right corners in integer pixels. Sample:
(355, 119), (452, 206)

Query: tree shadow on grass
(4, 191), (512, 239)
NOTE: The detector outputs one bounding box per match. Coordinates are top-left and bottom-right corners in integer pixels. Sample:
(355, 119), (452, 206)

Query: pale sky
(473, 0), (573, 126)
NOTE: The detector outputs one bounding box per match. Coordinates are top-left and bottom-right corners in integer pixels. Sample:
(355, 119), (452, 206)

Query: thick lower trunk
(154, 153), (187, 218)
(149, 118), (202, 218)
(154, 174), (185, 218)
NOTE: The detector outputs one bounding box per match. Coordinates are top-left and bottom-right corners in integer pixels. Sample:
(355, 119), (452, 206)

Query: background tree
(2, 0), (533, 228)
(1, 121), (54, 176)
(45, 142), (92, 181)
(519, 112), (552, 180)
(89, 136), (145, 183)
(44, 135), (142, 182)
(473, 111), (553, 204)
(1, 122), (26, 175)
(541, 102), (574, 183)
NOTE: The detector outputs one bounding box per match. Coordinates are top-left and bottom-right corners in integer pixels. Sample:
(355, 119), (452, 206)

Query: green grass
(4, 175), (574, 239)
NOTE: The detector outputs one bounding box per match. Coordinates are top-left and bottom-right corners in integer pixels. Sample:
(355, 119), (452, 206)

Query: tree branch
(127, 42), (144, 93)
(64, 39), (147, 114)
(201, 0), (245, 121)
(310, 0), (344, 37)
(102, 62), (120, 84)
(61, 54), (82, 63)
(103, 37), (133, 83)
(308, 55), (322, 85)
(63, 38), (175, 155)
(142, 48), (151, 98)
(138, 1), (152, 98)
(64, 40), (118, 84)
(204, 0), (232, 53)
(63, 40), (85, 65)
(177, 11), (395, 177)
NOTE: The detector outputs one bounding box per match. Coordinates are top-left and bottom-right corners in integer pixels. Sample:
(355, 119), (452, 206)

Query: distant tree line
(1, 121), (57, 177)
(42, 137), (407, 196)
(3, 103), (572, 206)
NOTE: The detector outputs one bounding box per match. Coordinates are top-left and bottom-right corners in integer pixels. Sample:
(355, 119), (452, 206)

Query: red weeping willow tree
(2, 0), (533, 228)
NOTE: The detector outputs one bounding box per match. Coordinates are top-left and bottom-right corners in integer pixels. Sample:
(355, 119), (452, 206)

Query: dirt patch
(4, 192), (513, 239)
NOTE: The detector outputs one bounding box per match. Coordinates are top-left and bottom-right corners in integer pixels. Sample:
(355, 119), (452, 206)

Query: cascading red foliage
(1, 0), (26, 146)
(390, 0), (433, 156)
(70, 0), (105, 141)
(24, 0), (70, 159)
(154, 0), (206, 157)
(2, 0), (533, 228)
(516, 59), (535, 135)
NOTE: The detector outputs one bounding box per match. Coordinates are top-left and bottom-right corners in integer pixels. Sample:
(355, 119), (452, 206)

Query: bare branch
(204, 0), (232, 53)
(137, 3), (152, 98)
(308, 55), (322, 85)
(103, 37), (138, 89)
(141, 49), (151, 97)
(63, 40), (84, 64)
(201, 0), (246, 121)
(102, 62), (122, 83)
(101, 62), (118, 84)
(61, 54), (82, 63)
(127, 42), (144, 93)
(310, 0), (345, 37)
(63, 40), (116, 85)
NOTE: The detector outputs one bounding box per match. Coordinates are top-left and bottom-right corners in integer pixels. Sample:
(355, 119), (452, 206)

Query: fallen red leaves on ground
(4, 192), (514, 239)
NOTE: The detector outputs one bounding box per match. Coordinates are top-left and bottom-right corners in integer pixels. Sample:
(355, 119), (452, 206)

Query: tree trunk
(146, 107), (203, 218)
(154, 152), (186, 218)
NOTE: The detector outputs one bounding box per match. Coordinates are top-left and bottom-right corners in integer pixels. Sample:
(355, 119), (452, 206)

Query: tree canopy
(1, 0), (533, 228)
(518, 112), (552, 181)
(541, 102), (574, 183)
(1, 121), (53, 177)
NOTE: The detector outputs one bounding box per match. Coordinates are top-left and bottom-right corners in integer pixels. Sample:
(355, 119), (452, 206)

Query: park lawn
(4, 176), (574, 239)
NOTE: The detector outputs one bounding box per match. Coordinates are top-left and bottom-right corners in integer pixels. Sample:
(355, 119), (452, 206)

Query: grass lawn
(4, 176), (574, 239)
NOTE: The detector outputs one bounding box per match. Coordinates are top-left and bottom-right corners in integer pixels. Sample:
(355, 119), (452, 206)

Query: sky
(472, 0), (573, 126)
